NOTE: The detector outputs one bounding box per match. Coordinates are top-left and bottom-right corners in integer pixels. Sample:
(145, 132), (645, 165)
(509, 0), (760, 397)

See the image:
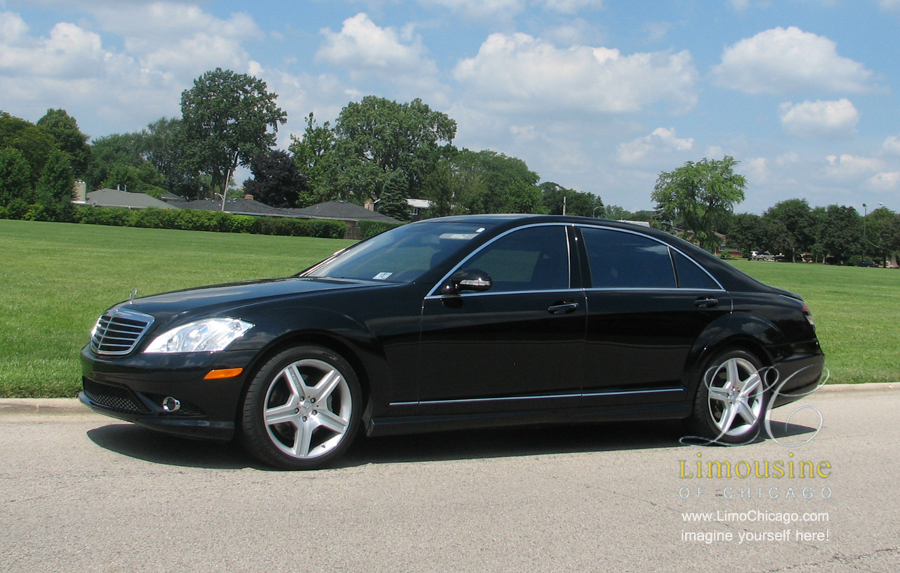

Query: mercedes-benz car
(80, 214), (825, 469)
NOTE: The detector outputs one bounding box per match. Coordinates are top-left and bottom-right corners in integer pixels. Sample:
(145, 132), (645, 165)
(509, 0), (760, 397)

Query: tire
(240, 345), (361, 470)
(685, 349), (767, 444)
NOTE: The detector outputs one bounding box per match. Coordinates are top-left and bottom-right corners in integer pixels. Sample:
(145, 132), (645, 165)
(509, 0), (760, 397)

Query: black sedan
(80, 215), (825, 469)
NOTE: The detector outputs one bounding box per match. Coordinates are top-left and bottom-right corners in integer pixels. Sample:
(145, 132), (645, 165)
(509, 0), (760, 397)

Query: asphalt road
(1, 385), (898, 573)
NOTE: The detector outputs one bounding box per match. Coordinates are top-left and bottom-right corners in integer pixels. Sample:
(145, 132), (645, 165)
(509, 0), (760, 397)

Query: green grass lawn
(729, 259), (899, 385)
(1, 220), (897, 397)
(1, 220), (353, 397)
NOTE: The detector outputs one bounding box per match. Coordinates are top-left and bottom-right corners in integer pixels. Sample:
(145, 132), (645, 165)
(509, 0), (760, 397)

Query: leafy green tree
(539, 182), (603, 217)
(762, 198), (815, 261)
(865, 207), (900, 265)
(726, 213), (769, 257)
(816, 204), (863, 263)
(243, 149), (307, 208)
(37, 109), (91, 179)
(181, 68), (287, 200)
(603, 205), (633, 220)
(0, 147), (33, 205)
(289, 113), (337, 205)
(86, 132), (147, 190)
(652, 156), (747, 251)
(101, 162), (166, 197)
(327, 97), (456, 203)
(143, 117), (202, 199)
(420, 157), (481, 218)
(35, 149), (75, 208)
(378, 170), (411, 221)
(449, 149), (539, 214)
(0, 112), (56, 187)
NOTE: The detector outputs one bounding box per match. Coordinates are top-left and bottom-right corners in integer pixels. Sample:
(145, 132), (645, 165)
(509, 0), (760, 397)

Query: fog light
(162, 397), (181, 413)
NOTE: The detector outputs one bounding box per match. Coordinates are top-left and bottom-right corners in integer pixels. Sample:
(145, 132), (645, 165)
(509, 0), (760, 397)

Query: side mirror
(440, 269), (493, 295)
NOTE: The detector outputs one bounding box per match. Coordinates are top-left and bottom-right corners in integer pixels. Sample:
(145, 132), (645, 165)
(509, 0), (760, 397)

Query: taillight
(802, 302), (815, 329)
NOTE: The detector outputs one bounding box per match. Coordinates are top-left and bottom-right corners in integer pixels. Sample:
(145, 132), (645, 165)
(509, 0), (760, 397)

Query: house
(84, 189), (177, 210)
(285, 201), (401, 239)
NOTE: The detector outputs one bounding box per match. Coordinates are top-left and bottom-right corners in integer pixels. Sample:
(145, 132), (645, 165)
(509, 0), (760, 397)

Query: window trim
(575, 224), (725, 292)
(425, 223), (577, 298)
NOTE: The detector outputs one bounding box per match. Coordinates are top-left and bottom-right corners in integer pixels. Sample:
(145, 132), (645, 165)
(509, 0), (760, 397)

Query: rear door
(578, 226), (730, 407)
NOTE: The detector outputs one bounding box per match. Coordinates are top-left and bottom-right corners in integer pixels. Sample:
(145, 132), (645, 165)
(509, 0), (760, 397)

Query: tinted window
(304, 221), (491, 283)
(462, 226), (569, 292)
(582, 227), (676, 289)
(673, 250), (720, 289)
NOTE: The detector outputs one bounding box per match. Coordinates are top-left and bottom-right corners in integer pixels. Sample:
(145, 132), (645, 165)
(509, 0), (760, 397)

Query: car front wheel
(240, 345), (361, 469)
(686, 349), (767, 444)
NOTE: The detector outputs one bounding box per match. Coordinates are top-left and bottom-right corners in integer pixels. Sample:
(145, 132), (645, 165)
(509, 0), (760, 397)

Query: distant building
(84, 189), (177, 210)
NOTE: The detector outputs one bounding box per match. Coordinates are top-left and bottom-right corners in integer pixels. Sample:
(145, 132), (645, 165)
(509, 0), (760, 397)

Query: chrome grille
(90, 308), (154, 356)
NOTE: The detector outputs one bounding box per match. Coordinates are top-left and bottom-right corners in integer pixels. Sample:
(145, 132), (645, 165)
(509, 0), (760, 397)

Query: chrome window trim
(425, 222), (574, 298)
(390, 387), (683, 407)
(576, 223), (726, 291)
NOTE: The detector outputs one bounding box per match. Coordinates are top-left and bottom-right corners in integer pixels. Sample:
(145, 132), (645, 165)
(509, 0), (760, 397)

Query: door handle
(694, 297), (718, 308)
(548, 301), (579, 315)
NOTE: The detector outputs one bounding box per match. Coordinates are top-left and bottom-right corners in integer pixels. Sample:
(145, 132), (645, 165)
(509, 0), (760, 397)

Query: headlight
(144, 319), (254, 354)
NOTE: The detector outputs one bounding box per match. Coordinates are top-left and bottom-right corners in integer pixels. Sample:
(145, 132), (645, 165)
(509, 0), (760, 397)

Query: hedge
(1, 203), (348, 239)
(358, 219), (404, 239)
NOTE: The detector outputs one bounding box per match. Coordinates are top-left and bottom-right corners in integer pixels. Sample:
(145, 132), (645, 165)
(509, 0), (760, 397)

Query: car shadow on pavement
(86, 418), (819, 471)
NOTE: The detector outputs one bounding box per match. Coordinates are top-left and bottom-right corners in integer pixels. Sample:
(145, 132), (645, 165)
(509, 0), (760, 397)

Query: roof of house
(85, 189), (178, 210)
(285, 201), (400, 223)
(178, 198), (295, 217)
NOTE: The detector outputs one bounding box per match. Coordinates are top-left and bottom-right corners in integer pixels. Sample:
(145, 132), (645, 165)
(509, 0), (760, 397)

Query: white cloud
(317, 13), (439, 85)
(454, 33), (697, 114)
(879, 0), (900, 11)
(867, 171), (900, 190)
(712, 27), (875, 94)
(0, 14), (107, 79)
(825, 154), (883, 178)
(0, 6), (267, 137)
(779, 99), (859, 138)
(882, 135), (900, 155)
(615, 127), (694, 164)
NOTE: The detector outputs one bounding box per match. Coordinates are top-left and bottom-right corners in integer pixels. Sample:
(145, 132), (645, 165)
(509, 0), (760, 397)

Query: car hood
(108, 277), (383, 321)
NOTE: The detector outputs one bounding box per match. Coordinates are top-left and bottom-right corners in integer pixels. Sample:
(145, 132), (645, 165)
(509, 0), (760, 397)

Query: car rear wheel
(686, 349), (766, 444)
(240, 345), (361, 469)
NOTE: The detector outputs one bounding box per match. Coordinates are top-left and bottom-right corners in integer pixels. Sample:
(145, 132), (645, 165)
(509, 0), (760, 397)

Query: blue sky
(2, 0), (899, 213)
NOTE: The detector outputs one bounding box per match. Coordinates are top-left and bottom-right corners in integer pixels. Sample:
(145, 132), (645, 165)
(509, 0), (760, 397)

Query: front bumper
(80, 345), (257, 441)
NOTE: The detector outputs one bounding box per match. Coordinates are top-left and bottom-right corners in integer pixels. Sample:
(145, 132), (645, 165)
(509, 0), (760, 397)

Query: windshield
(301, 221), (492, 283)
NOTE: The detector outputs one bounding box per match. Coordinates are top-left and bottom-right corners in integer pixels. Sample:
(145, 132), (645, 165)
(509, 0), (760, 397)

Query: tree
(378, 170), (411, 221)
(100, 162), (167, 197)
(539, 182), (603, 217)
(816, 204), (863, 264)
(762, 198), (815, 261)
(289, 113), (336, 205)
(327, 96), (456, 203)
(450, 149), (539, 214)
(243, 149), (307, 208)
(0, 147), (33, 205)
(0, 112), (56, 188)
(37, 109), (91, 179)
(35, 149), (74, 208)
(652, 156), (746, 251)
(865, 207), (900, 265)
(181, 68), (287, 200)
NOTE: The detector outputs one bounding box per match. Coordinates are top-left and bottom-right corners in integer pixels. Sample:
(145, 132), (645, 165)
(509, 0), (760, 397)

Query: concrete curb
(0, 382), (897, 417)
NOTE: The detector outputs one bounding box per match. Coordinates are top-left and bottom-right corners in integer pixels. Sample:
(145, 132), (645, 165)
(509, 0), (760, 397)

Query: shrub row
(358, 219), (404, 239)
(0, 202), (347, 239)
